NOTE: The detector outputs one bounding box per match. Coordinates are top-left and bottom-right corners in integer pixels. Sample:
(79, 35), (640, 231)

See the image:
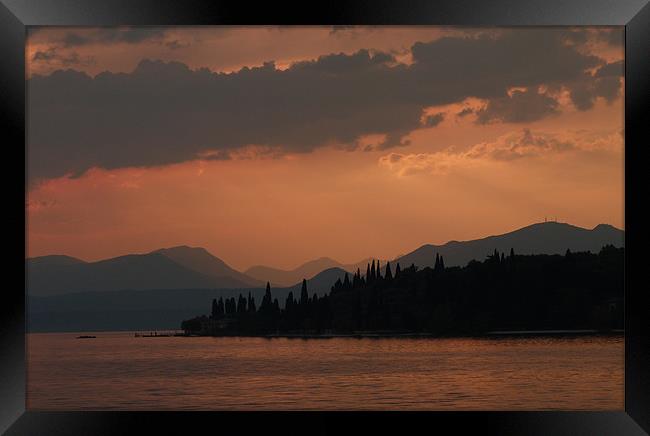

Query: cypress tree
(262, 282), (272, 311)
(285, 291), (295, 311)
(218, 297), (225, 316)
(439, 256), (445, 270)
(225, 297), (234, 314)
(376, 261), (381, 280)
(211, 298), (217, 319)
(300, 279), (309, 305)
(510, 248), (515, 258)
(370, 260), (376, 281)
(435, 253), (440, 270)
(249, 294), (256, 313)
(366, 263), (371, 282)
(237, 294), (247, 313)
(385, 261), (393, 281)
(343, 273), (350, 289)
(395, 263), (401, 278)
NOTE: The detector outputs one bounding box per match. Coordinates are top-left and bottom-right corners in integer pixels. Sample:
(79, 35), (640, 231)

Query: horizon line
(26, 219), (624, 270)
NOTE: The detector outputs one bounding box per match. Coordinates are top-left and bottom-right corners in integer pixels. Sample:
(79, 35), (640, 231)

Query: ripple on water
(27, 333), (623, 410)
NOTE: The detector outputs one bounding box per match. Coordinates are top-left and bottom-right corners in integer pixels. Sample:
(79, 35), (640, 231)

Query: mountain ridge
(28, 221), (624, 297)
(245, 257), (383, 287)
(393, 221), (624, 270)
(27, 246), (262, 296)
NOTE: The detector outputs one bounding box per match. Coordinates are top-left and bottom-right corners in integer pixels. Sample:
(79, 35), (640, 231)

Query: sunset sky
(26, 27), (624, 271)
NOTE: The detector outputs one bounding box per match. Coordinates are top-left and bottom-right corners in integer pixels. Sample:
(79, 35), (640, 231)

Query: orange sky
(26, 27), (624, 271)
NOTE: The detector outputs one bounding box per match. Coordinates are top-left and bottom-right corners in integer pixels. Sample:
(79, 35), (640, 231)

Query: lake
(27, 332), (623, 410)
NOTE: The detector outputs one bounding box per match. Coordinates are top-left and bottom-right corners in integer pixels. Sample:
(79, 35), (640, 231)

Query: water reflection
(27, 333), (623, 410)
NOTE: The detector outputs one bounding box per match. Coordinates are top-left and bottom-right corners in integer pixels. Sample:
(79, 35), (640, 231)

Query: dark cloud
(200, 150), (232, 161)
(164, 40), (190, 50)
(595, 60), (624, 78)
(456, 107), (474, 118)
(569, 82), (596, 111)
(61, 28), (167, 47)
(28, 29), (619, 182)
(568, 61), (623, 110)
(476, 89), (559, 124)
(31, 47), (95, 67)
(32, 49), (57, 62)
(422, 112), (445, 127)
(466, 128), (574, 161)
(603, 28), (624, 47)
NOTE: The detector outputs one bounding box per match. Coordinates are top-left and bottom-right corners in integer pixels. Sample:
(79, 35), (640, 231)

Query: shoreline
(28, 329), (625, 339)
(181, 329), (624, 339)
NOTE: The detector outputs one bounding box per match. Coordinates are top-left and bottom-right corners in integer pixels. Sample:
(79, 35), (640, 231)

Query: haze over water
(28, 332), (623, 410)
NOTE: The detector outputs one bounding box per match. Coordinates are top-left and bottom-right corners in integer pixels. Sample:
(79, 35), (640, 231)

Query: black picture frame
(1, 0), (648, 434)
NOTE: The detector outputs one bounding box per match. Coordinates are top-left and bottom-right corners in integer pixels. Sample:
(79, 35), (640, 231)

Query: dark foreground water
(27, 332), (623, 410)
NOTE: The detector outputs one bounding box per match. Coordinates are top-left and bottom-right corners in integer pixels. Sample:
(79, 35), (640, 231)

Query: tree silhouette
(260, 282), (273, 312)
(217, 297), (225, 316)
(434, 253), (445, 272)
(285, 291), (295, 311)
(300, 279), (309, 305)
(237, 294), (247, 313)
(184, 247), (623, 336)
(353, 268), (362, 288)
(248, 292), (257, 313)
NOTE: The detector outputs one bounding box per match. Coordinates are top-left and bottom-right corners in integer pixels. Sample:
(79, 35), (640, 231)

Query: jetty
(134, 331), (185, 338)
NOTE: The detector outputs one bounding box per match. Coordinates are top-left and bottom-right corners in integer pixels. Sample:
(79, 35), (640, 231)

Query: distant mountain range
(245, 257), (378, 287)
(27, 221), (624, 298)
(392, 222), (624, 270)
(282, 267), (349, 295)
(27, 246), (264, 297)
(28, 267), (349, 332)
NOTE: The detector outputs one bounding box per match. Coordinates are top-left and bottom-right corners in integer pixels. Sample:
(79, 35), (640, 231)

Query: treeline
(181, 245), (623, 335)
(181, 279), (334, 334)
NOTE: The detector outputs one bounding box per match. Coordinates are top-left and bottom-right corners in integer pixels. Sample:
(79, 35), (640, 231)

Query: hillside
(393, 222), (624, 270)
(27, 247), (261, 296)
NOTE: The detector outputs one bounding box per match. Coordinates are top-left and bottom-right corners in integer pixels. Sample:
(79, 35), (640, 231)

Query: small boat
(76, 335), (96, 339)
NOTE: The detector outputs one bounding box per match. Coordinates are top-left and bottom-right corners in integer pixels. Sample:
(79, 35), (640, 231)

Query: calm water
(27, 332), (623, 410)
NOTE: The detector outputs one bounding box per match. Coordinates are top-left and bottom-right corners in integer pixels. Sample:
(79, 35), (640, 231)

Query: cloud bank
(379, 128), (623, 176)
(28, 29), (622, 183)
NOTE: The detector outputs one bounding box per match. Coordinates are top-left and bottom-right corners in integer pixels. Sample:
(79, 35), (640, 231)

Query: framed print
(1, 0), (649, 434)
